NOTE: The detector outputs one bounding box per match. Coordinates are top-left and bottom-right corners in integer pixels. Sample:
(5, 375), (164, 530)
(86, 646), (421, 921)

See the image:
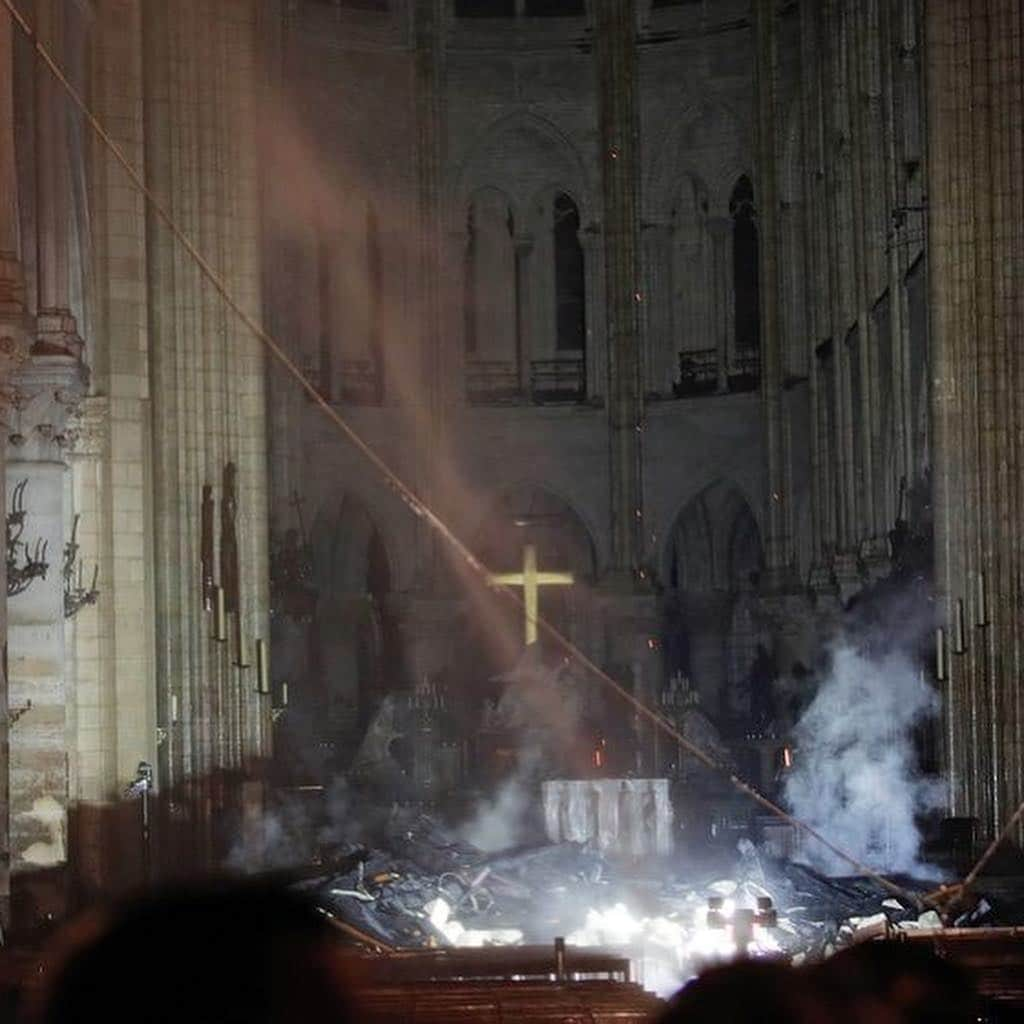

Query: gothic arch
(647, 99), (749, 222)
(661, 480), (765, 715)
(470, 480), (600, 579)
(307, 492), (403, 742)
(451, 111), (592, 229)
(307, 483), (412, 593)
(662, 479), (764, 592)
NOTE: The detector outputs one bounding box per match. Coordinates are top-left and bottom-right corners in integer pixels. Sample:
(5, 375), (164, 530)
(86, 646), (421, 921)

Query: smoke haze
(784, 645), (942, 876)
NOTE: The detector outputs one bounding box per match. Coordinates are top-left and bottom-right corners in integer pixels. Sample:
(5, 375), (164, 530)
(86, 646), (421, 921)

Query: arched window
(730, 176), (760, 353)
(553, 193), (585, 352)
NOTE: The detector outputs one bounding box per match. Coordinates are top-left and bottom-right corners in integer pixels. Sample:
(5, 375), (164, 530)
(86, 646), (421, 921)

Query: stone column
(513, 233), (533, 396)
(753, 0), (792, 581)
(0, 8), (26, 924)
(595, 0), (643, 579)
(5, 358), (85, 898)
(706, 217), (731, 394)
(412, 0), (447, 579)
(32, 0), (82, 359)
(640, 222), (673, 396)
(580, 229), (604, 402)
(927, 0), (1024, 841)
(0, 7), (24, 320)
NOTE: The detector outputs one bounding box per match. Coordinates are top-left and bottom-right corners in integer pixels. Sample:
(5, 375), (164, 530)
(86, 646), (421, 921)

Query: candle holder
(7, 480), (49, 598)
(256, 639), (269, 694)
(63, 513), (100, 618)
(214, 586), (227, 642)
(271, 680), (289, 722)
(976, 571), (989, 628)
(233, 614), (250, 668)
(953, 598), (966, 654)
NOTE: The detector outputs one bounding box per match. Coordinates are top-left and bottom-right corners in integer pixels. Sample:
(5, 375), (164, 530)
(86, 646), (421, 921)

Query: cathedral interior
(0, 0), (1021, 986)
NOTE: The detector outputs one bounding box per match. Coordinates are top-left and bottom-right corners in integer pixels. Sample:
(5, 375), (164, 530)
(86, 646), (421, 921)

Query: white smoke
(458, 774), (533, 852)
(784, 645), (943, 877)
(458, 747), (541, 852)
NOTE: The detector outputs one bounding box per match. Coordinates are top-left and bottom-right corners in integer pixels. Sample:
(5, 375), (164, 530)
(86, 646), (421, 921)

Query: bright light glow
(565, 890), (784, 998)
(424, 888), (784, 998)
(423, 897), (523, 947)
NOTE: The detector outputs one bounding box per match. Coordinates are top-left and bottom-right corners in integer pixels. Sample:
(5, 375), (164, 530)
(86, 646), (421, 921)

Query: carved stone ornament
(6, 352), (88, 461)
(64, 395), (108, 458)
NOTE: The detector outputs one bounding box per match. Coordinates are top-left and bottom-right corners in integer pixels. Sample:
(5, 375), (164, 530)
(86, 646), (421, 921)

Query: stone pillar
(927, 0), (1024, 841)
(640, 222), (673, 396)
(32, 0), (81, 359)
(513, 234), (533, 396)
(595, 0), (643, 578)
(0, 7), (24, 318)
(754, 0), (794, 583)
(141, 0), (270, 802)
(412, 0), (448, 578)
(580, 230), (604, 402)
(706, 217), (731, 394)
(5, 358), (85, 893)
(0, 5), (28, 927)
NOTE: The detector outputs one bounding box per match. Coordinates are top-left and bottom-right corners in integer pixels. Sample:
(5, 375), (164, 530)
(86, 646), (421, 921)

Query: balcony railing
(466, 360), (521, 405)
(530, 357), (585, 404)
(672, 347), (760, 398)
(728, 350), (761, 393)
(672, 347), (718, 397)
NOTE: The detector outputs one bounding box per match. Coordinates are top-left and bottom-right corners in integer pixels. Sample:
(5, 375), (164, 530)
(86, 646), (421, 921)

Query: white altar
(542, 778), (673, 857)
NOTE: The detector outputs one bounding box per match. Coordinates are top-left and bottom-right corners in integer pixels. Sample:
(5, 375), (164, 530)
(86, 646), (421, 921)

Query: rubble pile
(293, 810), (1009, 997)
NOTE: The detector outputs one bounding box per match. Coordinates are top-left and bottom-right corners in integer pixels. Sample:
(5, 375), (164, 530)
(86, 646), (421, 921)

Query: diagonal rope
(962, 796), (1024, 891)
(0, 0), (924, 909)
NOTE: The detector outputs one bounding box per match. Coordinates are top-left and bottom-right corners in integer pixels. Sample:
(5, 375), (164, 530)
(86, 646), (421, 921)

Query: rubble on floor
(292, 809), (1018, 997)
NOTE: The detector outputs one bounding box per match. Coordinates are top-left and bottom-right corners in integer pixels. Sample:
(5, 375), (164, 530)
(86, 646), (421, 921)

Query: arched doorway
(663, 481), (764, 726)
(288, 495), (401, 781)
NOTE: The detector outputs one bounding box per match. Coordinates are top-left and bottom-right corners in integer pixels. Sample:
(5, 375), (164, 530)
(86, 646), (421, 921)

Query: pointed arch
(452, 111), (591, 228)
(663, 479), (764, 592)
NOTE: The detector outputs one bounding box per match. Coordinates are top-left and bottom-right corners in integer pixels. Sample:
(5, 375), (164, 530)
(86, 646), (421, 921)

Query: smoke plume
(783, 645), (942, 877)
(458, 761), (538, 852)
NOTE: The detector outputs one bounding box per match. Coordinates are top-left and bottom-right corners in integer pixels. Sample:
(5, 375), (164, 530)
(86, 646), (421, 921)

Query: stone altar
(542, 778), (673, 857)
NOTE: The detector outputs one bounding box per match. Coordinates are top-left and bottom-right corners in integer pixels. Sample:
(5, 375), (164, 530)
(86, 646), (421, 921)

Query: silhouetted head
(24, 880), (352, 1024)
(810, 940), (978, 1024)
(659, 959), (829, 1024)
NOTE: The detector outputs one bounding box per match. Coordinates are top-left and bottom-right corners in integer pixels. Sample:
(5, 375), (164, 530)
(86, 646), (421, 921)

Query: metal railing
(672, 347), (761, 398)
(672, 347), (718, 397)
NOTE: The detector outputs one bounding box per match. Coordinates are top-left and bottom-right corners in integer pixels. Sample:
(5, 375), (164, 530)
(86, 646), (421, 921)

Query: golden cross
(489, 543), (574, 646)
